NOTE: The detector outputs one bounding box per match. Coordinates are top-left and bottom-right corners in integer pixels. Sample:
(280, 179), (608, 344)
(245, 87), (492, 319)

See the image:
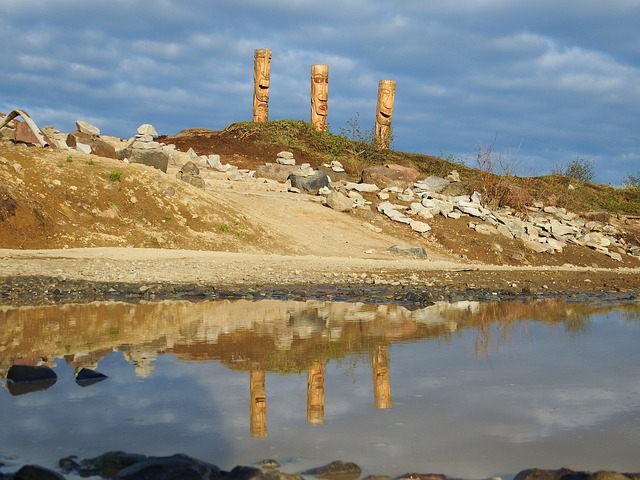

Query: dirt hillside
(1, 121), (640, 298)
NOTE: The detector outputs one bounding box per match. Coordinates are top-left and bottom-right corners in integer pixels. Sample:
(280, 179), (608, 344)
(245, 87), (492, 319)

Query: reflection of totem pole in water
(310, 64), (329, 132)
(374, 80), (396, 149)
(307, 361), (325, 424)
(250, 370), (267, 437)
(372, 345), (392, 409)
(253, 49), (271, 122)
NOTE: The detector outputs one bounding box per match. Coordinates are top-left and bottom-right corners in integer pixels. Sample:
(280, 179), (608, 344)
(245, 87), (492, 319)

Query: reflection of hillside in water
(2, 299), (639, 379)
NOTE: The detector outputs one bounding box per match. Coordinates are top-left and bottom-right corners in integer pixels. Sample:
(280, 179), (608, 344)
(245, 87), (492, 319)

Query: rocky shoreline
(1, 274), (639, 307)
(1, 451), (639, 480)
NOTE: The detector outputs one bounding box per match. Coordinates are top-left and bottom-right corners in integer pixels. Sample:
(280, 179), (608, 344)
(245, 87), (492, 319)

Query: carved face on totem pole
(253, 49), (271, 122)
(310, 64), (329, 132)
(374, 79), (396, 149)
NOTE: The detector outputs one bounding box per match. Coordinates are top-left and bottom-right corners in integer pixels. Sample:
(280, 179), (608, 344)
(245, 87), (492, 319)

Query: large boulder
(288, 170), (330, 194)
(255, 163), (298, 183)
(118, 147), (169, 173)
(361, 165), (417, 190)
(113, 453), (222, 480)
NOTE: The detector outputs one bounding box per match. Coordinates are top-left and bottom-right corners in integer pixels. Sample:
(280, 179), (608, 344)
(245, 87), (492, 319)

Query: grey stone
(387, 245), (427, 259)
(288, 170), (330, 194)
(415, 176), (450, 193)
(118, 148), (169, 172)
(114, 454), (222, 480)
(301, 461), (361, 479)
(326, 190), (353, 212)
(13, 464), (67, 480)
(255, 163), (298, 183)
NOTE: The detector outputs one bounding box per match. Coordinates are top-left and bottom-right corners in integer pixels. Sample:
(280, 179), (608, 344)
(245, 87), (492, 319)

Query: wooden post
(250, 370), (267, 437)
(253, 49), (271, 122)
(372, 345), (392, 409)
(310, 64), (329, 132)
(307, 361), (325, 424)
(374, 80), (396, 149)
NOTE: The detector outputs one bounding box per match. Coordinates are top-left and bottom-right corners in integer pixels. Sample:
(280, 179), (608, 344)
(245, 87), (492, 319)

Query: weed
(220, 223), (230, 233)
(109, 171), (122, 182)
(66, 155), (73, 163)
(553, 157), (595, 183)
(86, 158), (94, 166)
(473, 140), (534, 211)
(149, 235), (158, 243)
(438, 151), (467, 167)
(623, 172), (640, 189)
(163, 215), (172, 222)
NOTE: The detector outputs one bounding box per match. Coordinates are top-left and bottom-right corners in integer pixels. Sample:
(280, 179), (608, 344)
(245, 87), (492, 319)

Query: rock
(118, 148), (169, 172)
(179, 161), (200, 176)
(440, 181), (471, 197)
(446, 170), (461, 182)
(224, 466), (265, 480)
(377, 201), (412, 224)
(60, 451), (149, 477)
(7, 365), (57, 383)
(326, 191), (353, 212)
(288, 170), (330, 194)
(410, 220), (431, 233)
(255, 164), (298, 183)
(66, 130), (95, 148)
(302, 460), (362, 480)
(114, 453), (222, 480)
(76, 120), (100, 136)
(276, 151), (295, 166)
(361, 165), (413, 190)
(514, 468), (590, 480)
(75, 368), (108, 386)
(137, 124), (158, 137)
(12, 464), (66, 480)
(387, 245), (427, 258)
(330, 160), (344, 172)
(384, 164), (421, 183)
(414, 176), (450, 193)
(345, 182), (379, 193)
(90, 138), (117, 159)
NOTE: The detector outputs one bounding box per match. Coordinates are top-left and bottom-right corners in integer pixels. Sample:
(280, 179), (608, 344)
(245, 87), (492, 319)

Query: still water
(1, 298), (640, 478)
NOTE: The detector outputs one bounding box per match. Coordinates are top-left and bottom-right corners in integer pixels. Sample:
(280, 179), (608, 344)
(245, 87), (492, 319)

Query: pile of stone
(329, 169), (637, 261)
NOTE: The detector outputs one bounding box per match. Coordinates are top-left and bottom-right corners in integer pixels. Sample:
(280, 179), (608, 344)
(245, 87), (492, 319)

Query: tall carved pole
(372, 345), (392, 409)
(374, 80), (396, 149)
(250, 370), (267, 437)
(310, 64), (329, 132)
(307, 361), (325, 425)
(253, 49), (271, 122)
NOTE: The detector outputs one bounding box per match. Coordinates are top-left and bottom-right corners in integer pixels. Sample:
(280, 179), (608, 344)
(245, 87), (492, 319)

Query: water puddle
(1, 298), (640, 478)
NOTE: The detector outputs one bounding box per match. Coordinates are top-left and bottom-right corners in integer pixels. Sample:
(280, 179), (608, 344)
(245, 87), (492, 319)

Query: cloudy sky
(1, 0), (639, 184)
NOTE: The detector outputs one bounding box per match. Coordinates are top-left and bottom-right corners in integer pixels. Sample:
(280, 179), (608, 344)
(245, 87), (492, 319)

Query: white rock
(76, 120), (100, 136)
(330, 160), (345, 172)
(76, 143), (92, 154)
(276, 157), (296, 166)
(410, 221), (431, 233)
(277, 151), (294, 159)
(137, 124), (158, 136)
(346, 182), (379, 193)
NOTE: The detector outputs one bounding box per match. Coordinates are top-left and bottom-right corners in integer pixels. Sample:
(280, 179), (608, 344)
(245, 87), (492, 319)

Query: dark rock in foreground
(3, 454), (640, 480)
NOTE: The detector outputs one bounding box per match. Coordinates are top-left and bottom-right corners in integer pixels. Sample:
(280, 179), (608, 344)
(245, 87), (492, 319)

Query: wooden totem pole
(373, 80), (396, 149)
(372, 345), (392, 409)
(252, 49), (271, 122)
(249, 370), (267, 437)
(306, 361), (325, 425)
(310, 64), (329, 132)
